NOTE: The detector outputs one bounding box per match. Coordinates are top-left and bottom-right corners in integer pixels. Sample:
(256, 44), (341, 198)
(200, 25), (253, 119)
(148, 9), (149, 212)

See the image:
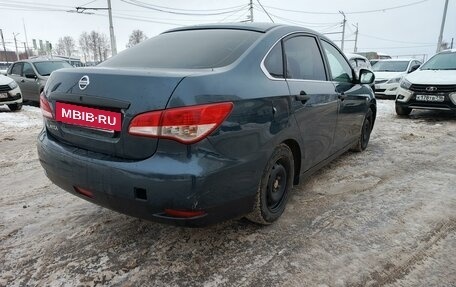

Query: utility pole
(22, 19), (30, 56)
(13, 33), (20, 61)
(74, 0), (117, 56)
(451, 38), (454, 49)
(353, 23), (359, 53)
(339, 11), (346, 52)
(249, 0), (254, 22)
(436, 0), (449, 53)
(107, 0), (117, 55)
(23, 42), (28, 58)
(0, 29), (7, 64)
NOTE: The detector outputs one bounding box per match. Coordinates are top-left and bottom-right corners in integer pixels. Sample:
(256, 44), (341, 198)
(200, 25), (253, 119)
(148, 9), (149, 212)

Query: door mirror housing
(359, 69), (375, 84)
(408, 64), (420, 73)
(25, 73), (37, 79)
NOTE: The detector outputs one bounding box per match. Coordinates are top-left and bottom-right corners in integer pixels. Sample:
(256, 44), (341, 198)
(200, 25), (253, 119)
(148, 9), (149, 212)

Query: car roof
(375, 58), (417, 62)
(164, 22), (323, 36)
(14, 58), (68, 63)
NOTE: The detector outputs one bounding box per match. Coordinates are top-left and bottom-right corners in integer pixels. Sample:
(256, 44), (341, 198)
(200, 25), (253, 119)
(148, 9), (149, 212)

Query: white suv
(0, 74), (22, 111)
(372, 59), (421, 99)
(395, 49), (456, 115)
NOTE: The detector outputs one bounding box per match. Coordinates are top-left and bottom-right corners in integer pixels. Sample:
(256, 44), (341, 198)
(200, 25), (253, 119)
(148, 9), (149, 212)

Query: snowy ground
(0, 100), (455, 287)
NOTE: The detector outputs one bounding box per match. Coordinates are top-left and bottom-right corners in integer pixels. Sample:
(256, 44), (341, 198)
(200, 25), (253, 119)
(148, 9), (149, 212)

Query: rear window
(100, 29), (261, 69)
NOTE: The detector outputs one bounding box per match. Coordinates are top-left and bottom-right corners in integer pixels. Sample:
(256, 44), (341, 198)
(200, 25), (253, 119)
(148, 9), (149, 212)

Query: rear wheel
(8, 103), (22, 112)
(352, 108), (373, 152)
(395, 104), (412, 116)
(246, 144), (294, 225)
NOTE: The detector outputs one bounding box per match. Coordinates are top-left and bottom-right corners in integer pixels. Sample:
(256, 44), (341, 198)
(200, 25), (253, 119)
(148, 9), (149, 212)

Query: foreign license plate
(55, 102), (122, 131)
(416, 95), (445, 102)
(0, 93), (8, 99)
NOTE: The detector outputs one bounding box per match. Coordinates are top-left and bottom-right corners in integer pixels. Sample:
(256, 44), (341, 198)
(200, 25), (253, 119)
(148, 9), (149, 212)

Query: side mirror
(25, 73), (37, 79)
(408, 64), (420, 73)
(359, 69), (375, 85)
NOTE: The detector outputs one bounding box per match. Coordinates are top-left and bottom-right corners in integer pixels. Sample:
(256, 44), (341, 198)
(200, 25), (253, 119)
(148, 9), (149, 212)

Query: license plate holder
(55, 102), (122, 131)
(415, 94), (445, 102)
(0, 93), (8, 99)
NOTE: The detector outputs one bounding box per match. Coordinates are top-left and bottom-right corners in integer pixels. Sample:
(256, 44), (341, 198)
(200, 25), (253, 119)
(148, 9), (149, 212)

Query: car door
(21, 62), (40, 101)
(282, 34), (339, 172)
(7, 62), (23, 90)
(320, 40), (370, 151)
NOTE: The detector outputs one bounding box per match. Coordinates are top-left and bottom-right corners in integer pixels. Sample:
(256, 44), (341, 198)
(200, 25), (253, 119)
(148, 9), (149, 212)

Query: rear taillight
(40, 92), (53, 119)
(129, 102), (233, 144)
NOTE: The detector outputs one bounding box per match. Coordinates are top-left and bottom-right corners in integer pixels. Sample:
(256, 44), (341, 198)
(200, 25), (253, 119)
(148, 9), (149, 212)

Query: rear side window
(264, 42), (284, 78)
(322, 41), (353, 83)
(100, 29), (261, 69)
(11, 63), (23, 75)
(283, 36), (326, 81)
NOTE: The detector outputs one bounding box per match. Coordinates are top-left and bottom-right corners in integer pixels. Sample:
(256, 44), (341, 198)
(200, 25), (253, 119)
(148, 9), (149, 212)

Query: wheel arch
(282, 139), (301, 185)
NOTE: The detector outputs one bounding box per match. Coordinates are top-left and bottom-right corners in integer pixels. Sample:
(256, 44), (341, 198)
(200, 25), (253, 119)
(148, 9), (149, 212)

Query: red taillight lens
(74, 186), (94, 198)
(40, 92), (53, 119)
(129, 102), (233, 144)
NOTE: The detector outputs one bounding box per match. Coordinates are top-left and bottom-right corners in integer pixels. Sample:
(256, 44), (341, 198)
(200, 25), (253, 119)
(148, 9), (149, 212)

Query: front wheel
(8, 103), (22, 112)
(395, 104), (412, 116)
(352, 108), (373, 152)
(246, 144), (294, 225)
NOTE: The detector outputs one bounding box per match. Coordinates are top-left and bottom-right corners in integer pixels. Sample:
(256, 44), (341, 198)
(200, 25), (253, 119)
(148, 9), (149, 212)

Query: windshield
(420, 52), (456, 70)
(372, 61), (409, 72)
(33, 61), (73, 76)
(100, 29), (261, 69)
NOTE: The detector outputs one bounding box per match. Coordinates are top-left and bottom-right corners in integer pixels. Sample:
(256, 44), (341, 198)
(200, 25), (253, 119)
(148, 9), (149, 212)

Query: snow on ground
(0, 100), (455, 287)
(0, 105), (42, 132)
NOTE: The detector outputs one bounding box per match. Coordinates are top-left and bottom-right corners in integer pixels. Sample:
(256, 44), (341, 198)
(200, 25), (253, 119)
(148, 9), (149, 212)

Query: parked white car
(395, 49), (456, 115)
(372, 59), (421, 99)
(0, 74), (23, 111)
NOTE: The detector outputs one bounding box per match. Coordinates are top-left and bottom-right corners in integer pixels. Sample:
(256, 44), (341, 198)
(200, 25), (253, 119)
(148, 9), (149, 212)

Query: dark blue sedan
(37, 23), (376, 226)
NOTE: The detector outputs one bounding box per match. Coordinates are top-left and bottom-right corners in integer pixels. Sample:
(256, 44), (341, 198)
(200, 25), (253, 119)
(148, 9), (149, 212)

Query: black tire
(352, 108), (373, 152)
(395, 104), (412, 116)
(246, 144), (294, 225)
(8, 102), (22, 112)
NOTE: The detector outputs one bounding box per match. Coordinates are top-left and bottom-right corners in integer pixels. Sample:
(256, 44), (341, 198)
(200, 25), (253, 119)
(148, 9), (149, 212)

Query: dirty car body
(37, 23), (376, 226)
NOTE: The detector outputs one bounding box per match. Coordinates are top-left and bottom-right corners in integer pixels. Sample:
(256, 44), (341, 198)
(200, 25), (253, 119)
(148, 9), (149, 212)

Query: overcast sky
(1, 0), (455, 61)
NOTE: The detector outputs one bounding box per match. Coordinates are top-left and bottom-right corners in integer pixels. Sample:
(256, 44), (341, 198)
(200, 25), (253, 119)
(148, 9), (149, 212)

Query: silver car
(7, 58), (73, 102)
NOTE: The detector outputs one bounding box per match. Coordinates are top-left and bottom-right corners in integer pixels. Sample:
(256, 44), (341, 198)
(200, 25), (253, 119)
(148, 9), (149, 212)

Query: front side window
(11, 63), (23, 75)
(23, 62), (34, 76)
(283, 36), (326, 81)
(322, 41), (353, 83)
(264, 42), (284, 78)
(100, 29), (261, 69)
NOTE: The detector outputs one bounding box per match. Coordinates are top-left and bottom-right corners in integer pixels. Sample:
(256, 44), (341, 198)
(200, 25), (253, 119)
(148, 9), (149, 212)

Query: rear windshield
(372, 61), (409, 72)
(420, 52), (456, 70)
(34, 61), (73, 76)
(100, 29), (261, 69)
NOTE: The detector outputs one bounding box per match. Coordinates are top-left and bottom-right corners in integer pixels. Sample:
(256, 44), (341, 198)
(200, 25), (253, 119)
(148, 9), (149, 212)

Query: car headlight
(387, 76), (402, 84)
(8, 80), (18, 90)
(450, 92), (456, 105)
(399, 78), (412, 90)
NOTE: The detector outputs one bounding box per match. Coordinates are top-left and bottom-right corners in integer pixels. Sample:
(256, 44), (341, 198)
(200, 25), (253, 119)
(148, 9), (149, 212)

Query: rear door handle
(295, 91), (310, 103)
(338, 94), (347, 101)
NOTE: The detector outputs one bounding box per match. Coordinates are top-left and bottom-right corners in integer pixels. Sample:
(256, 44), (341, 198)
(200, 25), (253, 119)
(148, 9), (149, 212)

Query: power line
(263, 0), (429, 15)
(358, 32), (434, 45)
(256, 0), (274, 23)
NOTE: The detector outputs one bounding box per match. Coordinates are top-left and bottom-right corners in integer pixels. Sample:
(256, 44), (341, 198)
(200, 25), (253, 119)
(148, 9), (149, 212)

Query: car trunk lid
(44, 67), (192, 160)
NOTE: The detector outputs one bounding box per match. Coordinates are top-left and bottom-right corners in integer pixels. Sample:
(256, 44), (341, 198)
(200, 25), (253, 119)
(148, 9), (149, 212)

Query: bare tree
(55, 36), (75, 57)
(127, 30), (147, 48)
(99, 33), (110, 61)
(55, 41), (65, 56)
(79, 32), (91, 63)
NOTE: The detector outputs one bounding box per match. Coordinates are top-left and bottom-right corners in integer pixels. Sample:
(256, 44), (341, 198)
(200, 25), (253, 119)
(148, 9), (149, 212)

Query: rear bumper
(37, 130), (261, 227)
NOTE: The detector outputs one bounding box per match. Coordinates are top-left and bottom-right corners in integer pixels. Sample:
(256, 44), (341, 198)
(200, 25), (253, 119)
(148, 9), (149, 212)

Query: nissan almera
(37, 23), (376, 226)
